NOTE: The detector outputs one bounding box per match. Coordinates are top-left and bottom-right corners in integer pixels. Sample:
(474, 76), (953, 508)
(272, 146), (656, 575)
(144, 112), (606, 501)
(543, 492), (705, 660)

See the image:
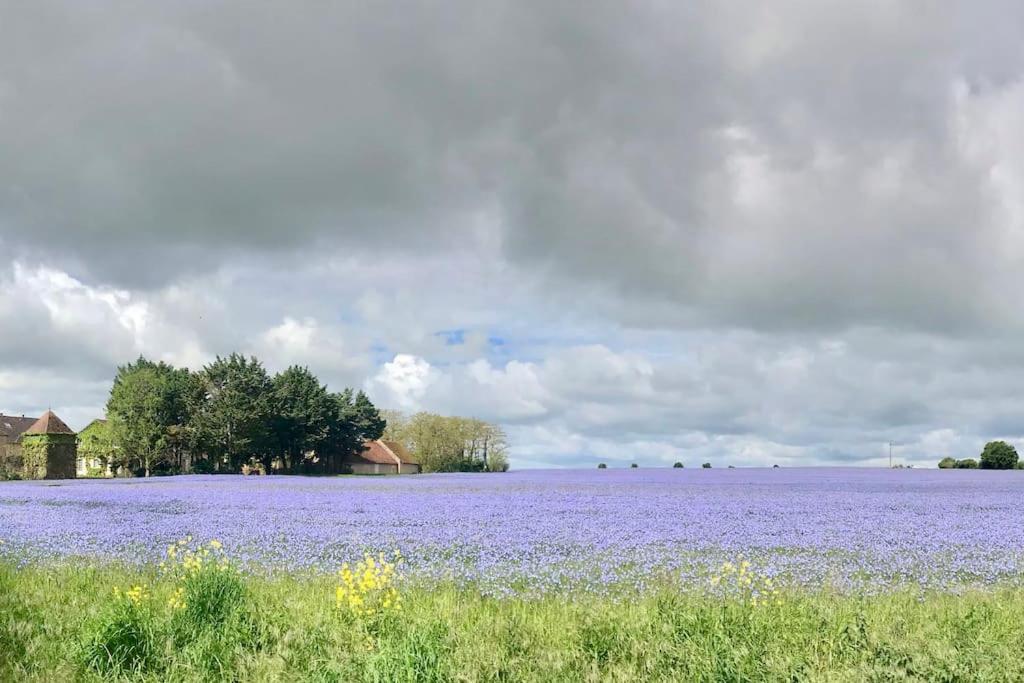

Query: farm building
(344, 440), (421, 474)
(0, 410), (78, 479)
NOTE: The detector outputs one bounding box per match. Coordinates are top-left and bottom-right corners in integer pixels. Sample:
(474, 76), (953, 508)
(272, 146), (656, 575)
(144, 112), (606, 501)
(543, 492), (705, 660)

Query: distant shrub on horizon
(938, 457), (957, 469)
(597, 463), (607, 469)
(955, 458), (979, 469)
(673, 462), (683, 468)
(630, 463), (639, 469)
(980, 441), (1019, 470)
(702, 463), (711, 469)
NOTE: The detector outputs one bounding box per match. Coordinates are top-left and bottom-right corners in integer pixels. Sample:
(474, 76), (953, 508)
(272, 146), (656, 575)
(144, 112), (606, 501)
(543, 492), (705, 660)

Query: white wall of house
(349, 462), (398, 475)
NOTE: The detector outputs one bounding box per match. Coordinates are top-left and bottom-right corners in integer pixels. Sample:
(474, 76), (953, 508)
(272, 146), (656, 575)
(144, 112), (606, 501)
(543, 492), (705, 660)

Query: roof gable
(0, 414), (38, 444)
(23, 410), (75, 436)
(79, 418), (108, 434)
(347, 440), (419, 466)
(380, 440), (418, 465)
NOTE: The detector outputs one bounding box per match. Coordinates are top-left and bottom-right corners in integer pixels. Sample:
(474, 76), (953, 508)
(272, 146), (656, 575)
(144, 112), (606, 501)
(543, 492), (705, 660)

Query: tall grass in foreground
(2, 560), (1024, 681)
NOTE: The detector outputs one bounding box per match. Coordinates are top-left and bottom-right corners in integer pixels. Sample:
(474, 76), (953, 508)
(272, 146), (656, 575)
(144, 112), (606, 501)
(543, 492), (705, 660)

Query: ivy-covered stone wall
(18, 434), (78, 480)
(0, 442), (24, 479)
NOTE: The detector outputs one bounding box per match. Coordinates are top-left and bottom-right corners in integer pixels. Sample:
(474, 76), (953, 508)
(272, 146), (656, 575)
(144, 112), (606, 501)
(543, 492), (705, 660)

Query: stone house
(0, 414), (37, 466)
(77, 418), (114, 477)
(344, 440), (421, 474)
(0, 410), (78, 479)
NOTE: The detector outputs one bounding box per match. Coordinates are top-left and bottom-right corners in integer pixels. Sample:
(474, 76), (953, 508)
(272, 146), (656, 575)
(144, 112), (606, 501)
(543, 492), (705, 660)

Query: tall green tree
(270, 366), (333, 473)
(193, 354), (273, 472)
(385, 411), (508, 472)
(106, 357), (197, 476)
(321, 389), (387, 471)
(351, 391), (386, 441)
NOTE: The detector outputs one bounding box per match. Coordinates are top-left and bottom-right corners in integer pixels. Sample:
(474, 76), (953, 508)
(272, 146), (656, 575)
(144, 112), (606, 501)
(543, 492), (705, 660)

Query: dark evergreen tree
(193, 354), (273, 472)
(270, 366), (333, 473)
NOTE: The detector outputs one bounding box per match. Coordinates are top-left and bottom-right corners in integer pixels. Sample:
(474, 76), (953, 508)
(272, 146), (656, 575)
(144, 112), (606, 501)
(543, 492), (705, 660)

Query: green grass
(2, 561), (1023, 681)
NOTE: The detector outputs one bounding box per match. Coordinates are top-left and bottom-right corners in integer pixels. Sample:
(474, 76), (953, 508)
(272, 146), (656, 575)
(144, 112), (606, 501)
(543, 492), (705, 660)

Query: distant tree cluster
(105, 355), (385, 476)
(381, 410), (509, 473)
(938, 441), (1022, 470)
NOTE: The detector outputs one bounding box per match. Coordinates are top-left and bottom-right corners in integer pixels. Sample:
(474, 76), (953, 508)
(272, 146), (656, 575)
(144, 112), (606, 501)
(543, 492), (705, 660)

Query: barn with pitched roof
(343, 439), (421, 474)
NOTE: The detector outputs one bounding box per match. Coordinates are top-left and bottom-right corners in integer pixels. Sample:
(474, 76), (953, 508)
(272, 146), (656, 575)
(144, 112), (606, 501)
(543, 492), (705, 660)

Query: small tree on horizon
(955, 458), (979, 469)
(673, 462), (683, 468)
(937, 457), (956, 469)
(702, 462), (711, 469)
(597, 463), (607, 469)
(630, 463), (639, 469)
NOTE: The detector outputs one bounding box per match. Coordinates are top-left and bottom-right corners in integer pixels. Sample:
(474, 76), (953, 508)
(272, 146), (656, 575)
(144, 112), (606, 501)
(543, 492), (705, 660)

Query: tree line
(381, 410), (509, 472)
(938, 441), (1023, 470)
(100, 354), (386, 476)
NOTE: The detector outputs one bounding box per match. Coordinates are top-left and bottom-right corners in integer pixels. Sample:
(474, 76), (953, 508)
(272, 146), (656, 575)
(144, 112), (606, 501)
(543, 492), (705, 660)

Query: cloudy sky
(3, 2), (1024, 468)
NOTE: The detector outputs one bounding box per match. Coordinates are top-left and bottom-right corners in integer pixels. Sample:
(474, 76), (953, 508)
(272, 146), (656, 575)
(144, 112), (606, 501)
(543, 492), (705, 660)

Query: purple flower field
(1, 468), (1022, 595)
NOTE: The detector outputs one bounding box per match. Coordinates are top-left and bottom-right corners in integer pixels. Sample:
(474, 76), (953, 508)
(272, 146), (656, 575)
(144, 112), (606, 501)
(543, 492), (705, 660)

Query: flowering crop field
(2, 468), (1022, 595)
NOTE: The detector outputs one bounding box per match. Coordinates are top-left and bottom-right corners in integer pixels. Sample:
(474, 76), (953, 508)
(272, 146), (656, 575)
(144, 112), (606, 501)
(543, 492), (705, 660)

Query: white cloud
(5, 2), (1024, 467)
(367, 354), (440, 411)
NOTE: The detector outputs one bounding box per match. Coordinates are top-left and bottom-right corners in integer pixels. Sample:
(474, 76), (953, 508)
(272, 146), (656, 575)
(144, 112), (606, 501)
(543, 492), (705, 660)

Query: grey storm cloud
(2, 2), (1024, 331)
(3, 2), (1024, 466)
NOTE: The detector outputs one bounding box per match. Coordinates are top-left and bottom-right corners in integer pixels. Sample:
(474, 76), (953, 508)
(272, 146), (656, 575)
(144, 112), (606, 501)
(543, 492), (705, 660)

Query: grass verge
(1, 560), (1023, 681)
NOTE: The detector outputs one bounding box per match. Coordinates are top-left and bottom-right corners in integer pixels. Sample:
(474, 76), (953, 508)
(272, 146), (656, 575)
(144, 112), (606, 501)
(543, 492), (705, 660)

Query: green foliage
(107, 357), (201, 476)
(673, 462), (684, 468)
(79, 589), (159, 676)
(18, 435), (49, 479)
(322, 388), (390, 472)
(937, 457), (957, 469)
(100, 353), (490, 476)
(269, 365), (333, 473)
(702, 462), (712, 469)
(630, 463), (639, 469)
(172, 565), (247, 642)
(597, 463), (607, 469)
(955, 458), (979, 469)
(979, 440), (1019, 470)
(79, 419), (116, 476)
(193, 354), (274, 472)
(386, 411), (509, 473)
(2, 561), (1024, 681)
(486, 449), (510, 472)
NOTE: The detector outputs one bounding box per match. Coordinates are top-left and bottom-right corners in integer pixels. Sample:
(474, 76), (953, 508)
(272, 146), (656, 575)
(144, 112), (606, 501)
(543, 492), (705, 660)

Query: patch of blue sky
(436, 329), (466, 346)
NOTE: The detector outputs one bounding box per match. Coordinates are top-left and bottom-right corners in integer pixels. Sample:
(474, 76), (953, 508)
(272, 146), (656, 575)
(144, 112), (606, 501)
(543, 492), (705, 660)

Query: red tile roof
(23, 410), (75, 436)
(349, 440), (419, 466)
(381, 440), (418, 465)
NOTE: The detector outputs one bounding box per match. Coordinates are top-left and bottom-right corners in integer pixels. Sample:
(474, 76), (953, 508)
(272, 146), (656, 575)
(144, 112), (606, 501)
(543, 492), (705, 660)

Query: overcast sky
(3, 2), (1024, 468)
